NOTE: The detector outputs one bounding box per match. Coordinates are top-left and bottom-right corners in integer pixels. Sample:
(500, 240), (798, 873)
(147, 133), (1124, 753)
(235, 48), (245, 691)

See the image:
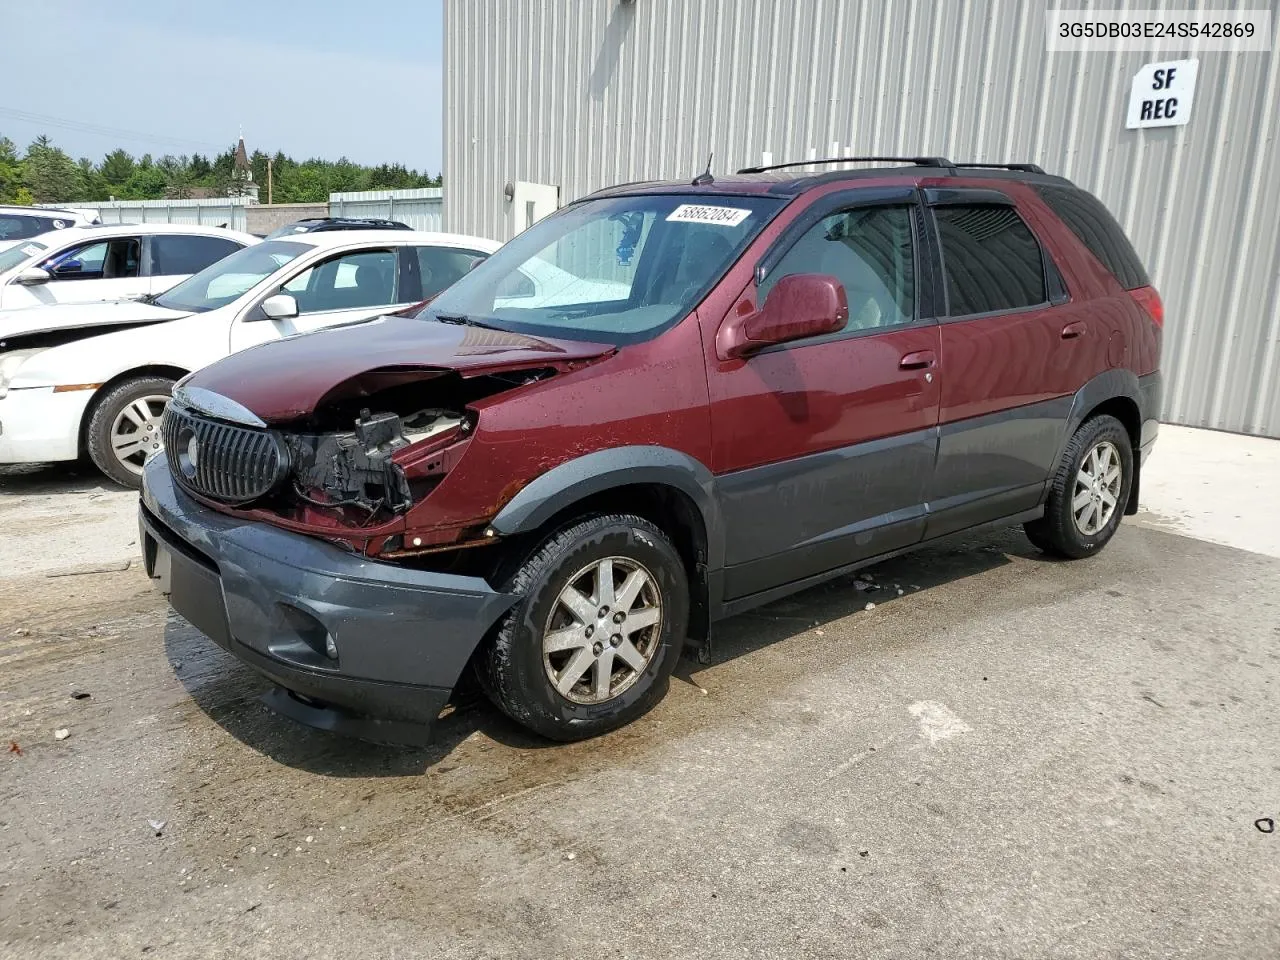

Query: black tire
(86, 376), (174, 489)
(1024, 414), (1134, 559)
(477, 514), (689, 741)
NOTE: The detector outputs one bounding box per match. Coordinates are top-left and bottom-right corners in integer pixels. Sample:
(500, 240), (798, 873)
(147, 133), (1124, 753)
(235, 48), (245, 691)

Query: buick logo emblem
(177, 429), (199, 479)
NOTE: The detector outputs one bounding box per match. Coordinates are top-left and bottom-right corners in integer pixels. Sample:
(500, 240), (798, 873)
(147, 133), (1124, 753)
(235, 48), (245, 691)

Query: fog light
(324, 634), (338, 659)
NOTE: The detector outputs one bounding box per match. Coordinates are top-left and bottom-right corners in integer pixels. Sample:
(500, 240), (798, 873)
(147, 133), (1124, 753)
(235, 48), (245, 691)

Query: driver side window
(41, 238), (140, 281)
(759, 206), (915, 332)
(281, 249), (398, 314)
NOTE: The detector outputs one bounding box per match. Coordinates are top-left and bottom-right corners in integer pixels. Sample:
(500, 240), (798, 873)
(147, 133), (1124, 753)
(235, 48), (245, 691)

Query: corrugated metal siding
(41, 198), (251, 232)
(329, 188), (444, 231)
(445, 0), (1280, 437)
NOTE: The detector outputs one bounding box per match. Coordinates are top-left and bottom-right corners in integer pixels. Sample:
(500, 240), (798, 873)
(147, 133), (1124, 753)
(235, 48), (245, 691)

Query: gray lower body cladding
(138, 455), (517, 741)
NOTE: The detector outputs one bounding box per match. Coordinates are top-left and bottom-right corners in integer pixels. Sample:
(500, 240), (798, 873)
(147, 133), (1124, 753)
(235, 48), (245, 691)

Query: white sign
(1126, 59), (1198, 129)
(665, 204), (752, 227)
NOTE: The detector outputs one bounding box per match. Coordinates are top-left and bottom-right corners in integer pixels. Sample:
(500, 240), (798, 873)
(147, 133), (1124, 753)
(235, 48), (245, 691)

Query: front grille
(162, 403), (288, 504)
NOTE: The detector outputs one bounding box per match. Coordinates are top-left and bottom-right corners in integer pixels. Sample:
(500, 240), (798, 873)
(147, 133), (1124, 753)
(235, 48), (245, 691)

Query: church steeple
(228, 131), (259, 201)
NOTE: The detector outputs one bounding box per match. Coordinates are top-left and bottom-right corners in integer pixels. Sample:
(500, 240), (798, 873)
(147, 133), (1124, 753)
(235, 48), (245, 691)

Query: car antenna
(691, 152), (714, 186)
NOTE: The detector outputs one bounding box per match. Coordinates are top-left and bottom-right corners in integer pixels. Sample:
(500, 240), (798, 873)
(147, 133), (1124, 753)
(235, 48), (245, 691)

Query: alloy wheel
(543, 556), (663, 705)
(1072, 440), (1122, 536)
(110, 395), (169, 476)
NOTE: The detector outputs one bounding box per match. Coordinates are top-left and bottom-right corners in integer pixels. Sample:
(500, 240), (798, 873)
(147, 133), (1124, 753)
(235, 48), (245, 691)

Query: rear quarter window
(1037, 186), (1149, 290)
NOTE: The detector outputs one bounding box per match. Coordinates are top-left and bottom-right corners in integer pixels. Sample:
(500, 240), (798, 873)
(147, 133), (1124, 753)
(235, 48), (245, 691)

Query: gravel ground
(1, 458), (1278, 959)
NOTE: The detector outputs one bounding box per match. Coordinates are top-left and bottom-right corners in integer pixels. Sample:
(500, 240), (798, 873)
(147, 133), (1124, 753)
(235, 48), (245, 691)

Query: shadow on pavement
(165, 526), (1048, 778)
(0, 461), (118, 496)
(162, 616), (553, 779)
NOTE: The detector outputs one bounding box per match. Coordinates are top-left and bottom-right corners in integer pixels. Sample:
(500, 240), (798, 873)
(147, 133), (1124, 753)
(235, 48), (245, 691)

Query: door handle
(899, 350), (937, 370)
(1061, 321), (1087, 340)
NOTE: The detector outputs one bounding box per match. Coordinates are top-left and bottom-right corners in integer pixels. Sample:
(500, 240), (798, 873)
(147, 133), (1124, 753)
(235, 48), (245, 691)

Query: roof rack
(953, 161), (1046, 174)
(737, 156), (954, 174)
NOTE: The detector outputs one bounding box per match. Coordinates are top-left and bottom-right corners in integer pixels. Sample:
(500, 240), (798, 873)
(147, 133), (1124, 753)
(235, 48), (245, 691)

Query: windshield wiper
(433, 313), (501, 331)
(134, 292), (160, 305)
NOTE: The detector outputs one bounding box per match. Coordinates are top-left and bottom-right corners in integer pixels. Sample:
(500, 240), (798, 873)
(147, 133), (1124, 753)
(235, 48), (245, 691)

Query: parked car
(0, 230), (499, 486)
(0, 223), (256, 314)
(0, 205), (100, 252)
(264, 217), (412, 240)
(138, 158), (1162, 745)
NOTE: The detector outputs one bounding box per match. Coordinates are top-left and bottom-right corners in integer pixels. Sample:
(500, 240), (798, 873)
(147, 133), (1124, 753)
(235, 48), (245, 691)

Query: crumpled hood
(186, 312), (615, 424)
(0, 299), (187, 345)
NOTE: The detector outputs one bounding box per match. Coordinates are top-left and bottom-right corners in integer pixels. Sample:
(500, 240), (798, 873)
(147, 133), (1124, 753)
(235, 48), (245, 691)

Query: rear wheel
(86, 376), (174, 489)
(477, 514), (689, 741)
(1024, 414), (1133, 559)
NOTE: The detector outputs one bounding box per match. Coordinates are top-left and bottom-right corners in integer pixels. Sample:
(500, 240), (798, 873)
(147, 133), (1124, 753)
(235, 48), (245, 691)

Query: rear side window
(935, 205), (1046, 316)
(1038, 186), (1149, 290)
(0, 214), (75, 241)
(151, 235), (243, 275)
(416, 246), (489, 298)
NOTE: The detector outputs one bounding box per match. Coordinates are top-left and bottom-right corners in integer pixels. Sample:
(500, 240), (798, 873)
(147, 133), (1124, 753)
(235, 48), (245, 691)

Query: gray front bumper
(139, 455), (516, 741)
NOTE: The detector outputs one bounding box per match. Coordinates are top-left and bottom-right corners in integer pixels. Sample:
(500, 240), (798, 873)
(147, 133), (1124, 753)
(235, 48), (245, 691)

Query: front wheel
(1024, 413), (1133, 559)
(86, 376), (174, 489)
(477, 514), (689, 741)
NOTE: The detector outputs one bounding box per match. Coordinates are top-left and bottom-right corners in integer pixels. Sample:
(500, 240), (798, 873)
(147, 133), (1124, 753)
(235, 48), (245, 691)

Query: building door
(512, 181), (559, 234)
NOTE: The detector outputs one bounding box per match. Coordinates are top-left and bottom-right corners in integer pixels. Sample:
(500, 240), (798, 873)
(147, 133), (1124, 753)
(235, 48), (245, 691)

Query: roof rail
(737, 156), (954, 174)
(953, 161), (1047, 174)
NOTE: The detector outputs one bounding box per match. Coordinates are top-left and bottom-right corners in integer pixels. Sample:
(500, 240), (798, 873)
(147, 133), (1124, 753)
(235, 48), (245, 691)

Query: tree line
(0, 134), (442, 206)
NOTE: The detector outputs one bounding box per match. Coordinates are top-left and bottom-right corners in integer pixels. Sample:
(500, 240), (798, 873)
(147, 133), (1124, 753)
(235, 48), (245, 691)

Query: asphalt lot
(2, 446), (1279, 959)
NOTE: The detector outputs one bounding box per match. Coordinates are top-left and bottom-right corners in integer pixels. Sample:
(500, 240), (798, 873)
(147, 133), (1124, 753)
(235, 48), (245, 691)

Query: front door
(23, 237), (145, 307)
(229, 247), (404, 353)
(709, 200), (942, 601)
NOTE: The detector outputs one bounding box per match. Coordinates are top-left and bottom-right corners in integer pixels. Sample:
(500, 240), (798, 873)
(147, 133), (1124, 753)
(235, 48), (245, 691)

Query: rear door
(709, 191), (943, 600)
(922, 188), (1087, 537)
(146, 234), (246, 295)
(398, 243), (491, 303)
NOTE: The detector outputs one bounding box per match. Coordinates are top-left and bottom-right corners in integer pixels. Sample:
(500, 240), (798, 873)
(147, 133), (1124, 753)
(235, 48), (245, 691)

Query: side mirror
(15, 266), (51, 286)
(259, 293), (299, 320)
(716, 273), (849, 360)
(467, 255), (486, 272)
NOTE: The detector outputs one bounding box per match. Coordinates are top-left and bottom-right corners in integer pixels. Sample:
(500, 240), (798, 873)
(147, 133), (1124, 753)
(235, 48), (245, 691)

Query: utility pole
(267, 157), (273, 205)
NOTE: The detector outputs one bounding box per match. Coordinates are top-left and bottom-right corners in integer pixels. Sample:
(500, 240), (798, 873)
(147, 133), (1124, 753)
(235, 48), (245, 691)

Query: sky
(4, 0), (444, 171)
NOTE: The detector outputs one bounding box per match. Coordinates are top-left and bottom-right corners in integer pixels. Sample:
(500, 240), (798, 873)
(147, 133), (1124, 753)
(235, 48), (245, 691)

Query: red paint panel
(399, 316), (714, 538)
(706, 291), (941, 472)
(186, 314), (615, 425)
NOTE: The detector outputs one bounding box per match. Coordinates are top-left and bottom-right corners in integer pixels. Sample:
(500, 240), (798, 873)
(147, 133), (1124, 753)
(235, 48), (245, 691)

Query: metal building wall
(328, 188), (445, 232)
(41, 198), (251, 232)
(444, 0), (1280, 437)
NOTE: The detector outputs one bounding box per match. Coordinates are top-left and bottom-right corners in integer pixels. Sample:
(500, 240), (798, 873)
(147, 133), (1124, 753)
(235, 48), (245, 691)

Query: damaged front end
(285, 406), (466, 517)
(163, 363), (562, 554)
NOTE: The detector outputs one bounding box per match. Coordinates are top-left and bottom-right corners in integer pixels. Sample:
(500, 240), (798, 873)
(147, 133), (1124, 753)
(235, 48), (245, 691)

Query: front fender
(489, 445), (725, 570)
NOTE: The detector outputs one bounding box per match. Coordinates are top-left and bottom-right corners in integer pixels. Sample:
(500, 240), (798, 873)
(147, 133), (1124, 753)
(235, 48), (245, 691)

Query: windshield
(0, 240), (48, 275)
(420, 194), (782, 344)
(155, 240), (309, 313)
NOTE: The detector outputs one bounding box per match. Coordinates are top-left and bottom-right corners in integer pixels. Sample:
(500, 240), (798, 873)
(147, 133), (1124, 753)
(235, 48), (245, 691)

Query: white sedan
(0, 223), (258, 313)
(0, 230), (499, 487)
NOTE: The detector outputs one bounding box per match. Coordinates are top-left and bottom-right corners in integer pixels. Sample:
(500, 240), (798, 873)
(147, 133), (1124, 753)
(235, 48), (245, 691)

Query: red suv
(140, 157), (1162, 744)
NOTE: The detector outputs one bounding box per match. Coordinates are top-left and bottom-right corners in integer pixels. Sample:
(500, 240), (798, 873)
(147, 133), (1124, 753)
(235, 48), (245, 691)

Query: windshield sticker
(666, 204), (752, 227)
(22, 244), (42, 257)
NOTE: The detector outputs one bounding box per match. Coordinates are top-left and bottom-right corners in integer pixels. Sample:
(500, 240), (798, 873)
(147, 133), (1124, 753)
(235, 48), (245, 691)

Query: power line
(0, 107), (229, 154)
